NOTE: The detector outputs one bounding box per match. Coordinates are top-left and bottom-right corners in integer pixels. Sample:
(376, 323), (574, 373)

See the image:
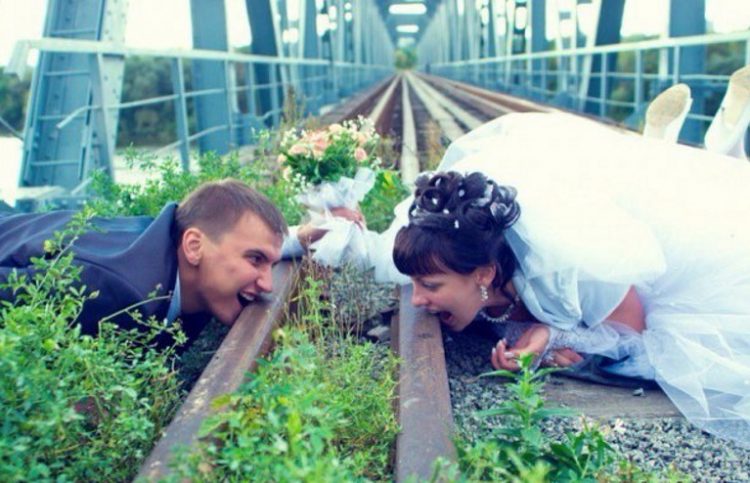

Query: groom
(0, 179), (351, 346)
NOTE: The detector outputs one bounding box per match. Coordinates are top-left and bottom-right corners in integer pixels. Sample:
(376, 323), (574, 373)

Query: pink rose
(309, 132), (329, 157)
(354, 147), (367, 162)
(289, 143), (307, 155)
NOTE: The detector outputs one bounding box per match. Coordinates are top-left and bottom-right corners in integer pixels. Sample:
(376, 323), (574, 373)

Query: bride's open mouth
(428, 309), (456, 325)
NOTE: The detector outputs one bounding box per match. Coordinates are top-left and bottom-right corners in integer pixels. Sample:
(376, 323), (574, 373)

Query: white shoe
(643, 83), (692, 143)
(705, 64), (750, 158)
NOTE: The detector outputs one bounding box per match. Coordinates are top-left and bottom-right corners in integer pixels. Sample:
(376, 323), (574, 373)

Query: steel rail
(399, 75), (419, 185)
(136, 261), (299, 481)
(393, 286), (456, 482)
(135, 78), (403, 482)
(404, 71), (465, 142)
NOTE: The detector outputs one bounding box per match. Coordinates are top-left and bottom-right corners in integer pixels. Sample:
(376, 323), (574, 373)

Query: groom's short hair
(175, 179), (288, 242)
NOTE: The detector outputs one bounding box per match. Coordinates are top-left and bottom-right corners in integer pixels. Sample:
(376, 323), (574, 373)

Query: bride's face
(409, 269), (485, 331)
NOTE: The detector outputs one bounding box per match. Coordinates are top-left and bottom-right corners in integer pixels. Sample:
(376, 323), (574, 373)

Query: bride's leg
(704, 64), (750, 159)
(643, 83), (692, 143)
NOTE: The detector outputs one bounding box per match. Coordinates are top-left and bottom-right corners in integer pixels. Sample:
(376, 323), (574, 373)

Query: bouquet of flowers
(277, 117), (382, 266)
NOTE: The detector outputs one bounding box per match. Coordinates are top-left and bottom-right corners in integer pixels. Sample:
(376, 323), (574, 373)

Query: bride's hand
(491, 324), (550, 371)
(330, 206), (366, 228)
(296, 206), (367, 249)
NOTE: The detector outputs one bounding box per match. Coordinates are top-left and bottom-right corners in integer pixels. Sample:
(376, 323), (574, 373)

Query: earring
(479, 285), (489, 302)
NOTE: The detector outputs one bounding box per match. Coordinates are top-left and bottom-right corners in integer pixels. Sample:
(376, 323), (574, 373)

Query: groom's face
(408, 270), (483, 331)
(192, 212), (282, 325)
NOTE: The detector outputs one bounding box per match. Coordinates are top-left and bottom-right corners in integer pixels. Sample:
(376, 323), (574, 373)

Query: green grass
(0, 209), (185, 482)
(433, 354), (689, 483)
(167, 266), (399, 482)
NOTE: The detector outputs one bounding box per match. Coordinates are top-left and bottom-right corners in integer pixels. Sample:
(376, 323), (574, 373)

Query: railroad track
(136, 70), (558, 482)
(137, 71), (666, 482)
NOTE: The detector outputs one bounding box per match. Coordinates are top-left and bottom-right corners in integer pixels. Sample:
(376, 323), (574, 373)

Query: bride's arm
(491, 286), (645, 371)
(605, 286), (645, 333)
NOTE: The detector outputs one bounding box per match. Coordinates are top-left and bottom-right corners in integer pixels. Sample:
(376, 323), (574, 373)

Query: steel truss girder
(582, 0), (625, 114)
(190, 0), (233, 154)
(668, 0), (706, 143)
(21, 0), (127, 191)
(247, 0), (284, 127)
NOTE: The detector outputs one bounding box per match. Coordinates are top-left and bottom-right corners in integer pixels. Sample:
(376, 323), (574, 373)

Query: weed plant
(432, 354), (688, 482)
(168, 261), (399, 482)
(0, 209), (185, 481)
(423, 120), (447, 171)
(89, 148), (304, 224)
(361, 169), (410, 233)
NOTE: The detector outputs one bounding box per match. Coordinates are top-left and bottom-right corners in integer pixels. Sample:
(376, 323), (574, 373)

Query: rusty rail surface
(420, 72), (641, 136)
(319, 75), (397, 126)
(137, 261), (298, 481)
(392, 284), (456, 481)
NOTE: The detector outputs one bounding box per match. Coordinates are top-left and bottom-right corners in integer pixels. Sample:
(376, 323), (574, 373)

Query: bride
(368, 84), (750, 447)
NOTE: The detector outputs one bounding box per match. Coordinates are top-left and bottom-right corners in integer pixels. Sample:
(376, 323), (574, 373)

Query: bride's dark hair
(393, 171), (520, 292)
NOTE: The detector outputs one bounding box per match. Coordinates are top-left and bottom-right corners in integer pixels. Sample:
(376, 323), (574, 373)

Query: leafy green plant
(436, 354), (687, 482)
(167, 269), (399, 482)
(361, 169), (410, 233)
(89, 148), (303, 224)
(0, 209), (185, 481)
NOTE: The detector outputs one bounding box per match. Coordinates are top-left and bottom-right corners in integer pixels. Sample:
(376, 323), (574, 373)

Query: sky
(0, 0), (749, 66)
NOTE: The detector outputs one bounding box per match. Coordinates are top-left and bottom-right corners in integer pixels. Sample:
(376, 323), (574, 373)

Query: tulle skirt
(438, 113), (750, 446)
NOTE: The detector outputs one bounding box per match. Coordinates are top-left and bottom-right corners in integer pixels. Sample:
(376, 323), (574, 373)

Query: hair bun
(409, 171), (520, 233)
(486, 184), (520, 229)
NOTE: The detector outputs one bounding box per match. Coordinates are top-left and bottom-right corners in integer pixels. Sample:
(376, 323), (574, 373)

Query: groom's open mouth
(238, 292), (256, 308)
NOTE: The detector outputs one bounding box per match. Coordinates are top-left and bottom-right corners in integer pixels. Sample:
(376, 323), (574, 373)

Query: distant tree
(117, 56), (188, 147)
(394, 48), (417, 70)
(0, 67), (31, 135)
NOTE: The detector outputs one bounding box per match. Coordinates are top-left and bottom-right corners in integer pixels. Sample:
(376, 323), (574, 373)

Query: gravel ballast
(444, 326), (750, 481)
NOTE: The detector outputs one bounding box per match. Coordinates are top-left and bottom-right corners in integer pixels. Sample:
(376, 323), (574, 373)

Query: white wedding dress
(369, 112), (750, 447)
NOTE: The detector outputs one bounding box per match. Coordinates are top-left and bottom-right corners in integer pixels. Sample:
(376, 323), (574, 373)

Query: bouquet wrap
(299, 167), (376, 267)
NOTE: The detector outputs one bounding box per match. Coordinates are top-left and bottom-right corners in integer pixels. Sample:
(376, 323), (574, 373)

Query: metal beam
(669, 0), (706, 143)
(583, 0), (625, 115)
(247, 0), (283, 126)
(300, 0), (321, 113)
(530, 0), (546, 100)
(20, 0), (127, 191)
(189, 0), (232, 154)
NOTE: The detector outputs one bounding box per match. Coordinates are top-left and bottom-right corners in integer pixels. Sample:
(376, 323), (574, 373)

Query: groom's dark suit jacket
(0, 203), (209, 344)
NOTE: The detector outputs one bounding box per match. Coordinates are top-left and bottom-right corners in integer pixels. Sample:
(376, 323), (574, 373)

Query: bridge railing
(429, 31), (750, 143)
(6, 38), (392, 193)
